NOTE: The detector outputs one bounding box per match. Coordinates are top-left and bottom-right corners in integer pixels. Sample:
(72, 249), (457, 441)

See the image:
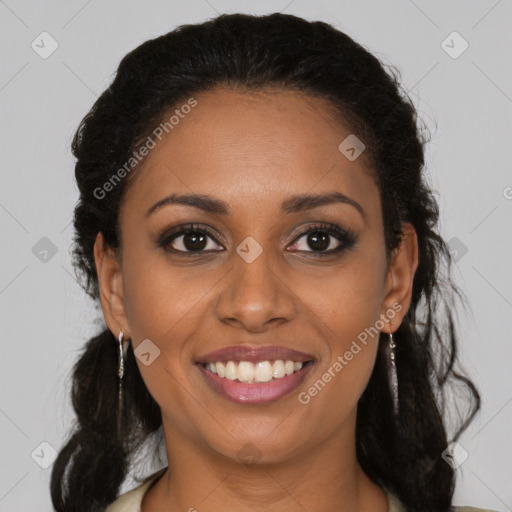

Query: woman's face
(95, 88), (416, 464)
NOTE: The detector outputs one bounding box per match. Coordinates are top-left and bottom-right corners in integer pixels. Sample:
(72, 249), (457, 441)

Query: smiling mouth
(200, 359), (315, 383)
(196, 359), (315, 405)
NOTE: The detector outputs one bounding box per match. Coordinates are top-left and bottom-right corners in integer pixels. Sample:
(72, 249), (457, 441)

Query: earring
(117, 331), (125, 389)
(117, 330), (127, 436)
(387, 332), (399, 416)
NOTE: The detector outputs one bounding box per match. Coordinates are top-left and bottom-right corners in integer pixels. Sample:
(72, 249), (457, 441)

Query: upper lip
(196, 345), (315, 364)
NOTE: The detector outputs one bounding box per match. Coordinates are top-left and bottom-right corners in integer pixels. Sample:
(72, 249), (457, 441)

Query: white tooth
(284, 360), (295, 375)
(238, 361), (255, 382)
(255, 361), (273, 383)
(272, 360), (286, 379)
(212, 360), (305, 381)
(225, 361), (238, 380)
(215, 362), (226, 378)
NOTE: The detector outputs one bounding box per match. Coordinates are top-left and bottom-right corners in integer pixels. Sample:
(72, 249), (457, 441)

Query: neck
(142, 410), (389, 512)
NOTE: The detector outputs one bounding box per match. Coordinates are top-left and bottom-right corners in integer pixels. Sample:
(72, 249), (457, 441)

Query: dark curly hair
(50, 12), (480, 512)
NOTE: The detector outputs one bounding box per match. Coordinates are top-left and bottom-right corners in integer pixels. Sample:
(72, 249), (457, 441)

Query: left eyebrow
(280, 192), (367, 223)
(146, 191), (367, 223)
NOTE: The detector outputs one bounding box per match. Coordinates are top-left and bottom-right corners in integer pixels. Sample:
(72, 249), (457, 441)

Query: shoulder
(451, 507), (499, 512)
(104, 481), (150, 512)
(386, 489), (498, 512)
(104, 468), (167, 512)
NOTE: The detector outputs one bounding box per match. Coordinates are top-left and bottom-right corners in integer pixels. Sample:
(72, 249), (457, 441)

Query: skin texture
(94, 88), (418, 512)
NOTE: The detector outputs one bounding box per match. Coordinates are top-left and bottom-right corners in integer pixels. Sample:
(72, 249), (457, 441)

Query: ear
(93, 232), (130, 340)
(380, 223), (419, 333)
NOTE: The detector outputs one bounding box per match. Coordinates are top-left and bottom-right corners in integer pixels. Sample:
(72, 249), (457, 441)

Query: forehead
(121, 88), (379, 221)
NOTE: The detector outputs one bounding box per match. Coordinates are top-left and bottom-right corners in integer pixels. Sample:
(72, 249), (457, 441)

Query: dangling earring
(117, 330), (125, 396)
(117, 330), (128, 436)
(387, 332), (399, 415)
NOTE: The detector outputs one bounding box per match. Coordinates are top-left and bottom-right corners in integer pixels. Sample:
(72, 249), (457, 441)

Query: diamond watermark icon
(447, 236), (468, 263)
(31, 441), (58, 469)
(441, 441), (468, 469)
(31, 32), (59, 59)
(236, 236), (263, 263)
(441, 32), (469, 59)
(134, 339), (161, 366)
(237, 442), (262, 465)
(32, 237), (58, 263)
(338, 134), (365, 161)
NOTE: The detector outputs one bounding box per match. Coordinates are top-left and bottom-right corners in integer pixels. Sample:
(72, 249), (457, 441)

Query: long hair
(51, 13), (480, 512)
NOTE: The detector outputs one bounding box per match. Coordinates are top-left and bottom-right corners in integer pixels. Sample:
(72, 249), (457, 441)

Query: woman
(50, 12), (497, 512)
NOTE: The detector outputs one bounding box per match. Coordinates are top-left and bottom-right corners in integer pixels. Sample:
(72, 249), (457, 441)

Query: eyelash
(157, 222), (357, 257)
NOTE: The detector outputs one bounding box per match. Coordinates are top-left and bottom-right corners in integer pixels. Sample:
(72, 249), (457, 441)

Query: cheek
(121, 255), (205, 413)
(122, 249), (207, 342)
(297, 287), (383, 436)
(330, 251), (386, 367)
(295, 247), (387, 341)
(295, 248), (386, 418)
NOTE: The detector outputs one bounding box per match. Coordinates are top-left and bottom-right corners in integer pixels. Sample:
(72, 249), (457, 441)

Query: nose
(215, 245), (297, 333)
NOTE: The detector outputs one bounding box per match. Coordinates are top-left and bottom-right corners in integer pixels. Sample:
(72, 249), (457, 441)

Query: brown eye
(175, 232), (210, 251)
(300, 231), (338, 252)
(158, 225), (224, 254)
(287, 223), (356, 255)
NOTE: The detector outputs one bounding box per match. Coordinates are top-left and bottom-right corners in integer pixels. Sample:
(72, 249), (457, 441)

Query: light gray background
(1, 1), (511, 511)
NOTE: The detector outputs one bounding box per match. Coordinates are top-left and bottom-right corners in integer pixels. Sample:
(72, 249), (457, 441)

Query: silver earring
(117, 331), (125, 387)
(117, 330), (127, 436)
(387, 332), (399, 416)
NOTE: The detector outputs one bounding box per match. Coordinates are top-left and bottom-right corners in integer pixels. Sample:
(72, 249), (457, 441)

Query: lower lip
(197, 362), (314, 405)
